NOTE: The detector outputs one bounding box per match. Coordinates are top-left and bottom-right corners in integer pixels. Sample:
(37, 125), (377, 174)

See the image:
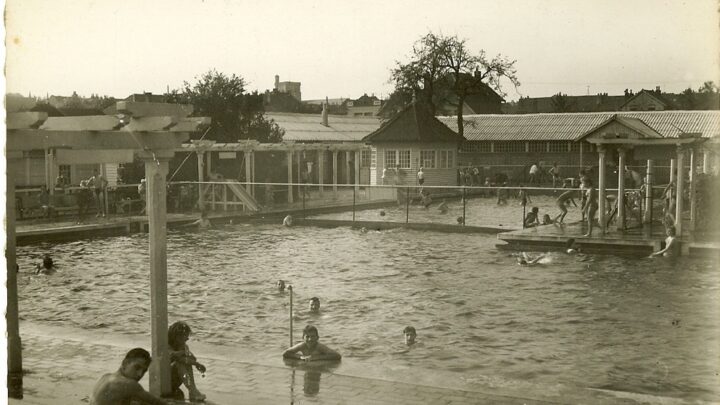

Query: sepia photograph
(3, 1), (720, 404)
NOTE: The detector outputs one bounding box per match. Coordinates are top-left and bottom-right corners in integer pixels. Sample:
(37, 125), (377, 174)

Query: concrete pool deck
(10, 322), (688, 405)
(497, 221), (720, 256)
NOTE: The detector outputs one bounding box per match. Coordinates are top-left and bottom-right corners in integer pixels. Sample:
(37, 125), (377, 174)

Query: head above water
(403, 326), (417, 345)
(42, 255), (54, 269)
(309, 297), (320, 312)
(531, 207), (539, 213)
(277, 279), (286, 291)
(120, 348), (151, 381)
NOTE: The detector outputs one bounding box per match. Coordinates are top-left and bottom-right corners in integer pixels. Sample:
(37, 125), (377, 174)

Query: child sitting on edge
(524, 207), (540, 228)
(283, 325), (342, 362)
(650, 226), (678, 258)
(168, 321), (206, 402)
(90, 348), (167, 405)
(542, 214), (554, 225)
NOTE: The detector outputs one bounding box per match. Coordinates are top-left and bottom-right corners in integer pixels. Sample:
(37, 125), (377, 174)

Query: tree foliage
(388, 32), (519, 136)
(170, 69), (284, 143)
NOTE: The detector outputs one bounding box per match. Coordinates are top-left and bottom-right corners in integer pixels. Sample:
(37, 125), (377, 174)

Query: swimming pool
(312, 194), (583, 228)
(17, 224), (719, 401)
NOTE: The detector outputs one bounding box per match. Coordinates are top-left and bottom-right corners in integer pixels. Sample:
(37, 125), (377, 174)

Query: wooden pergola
(178, 140), (368, 208)
(6, 102), (209, 398)
(577, 115), (707, 236)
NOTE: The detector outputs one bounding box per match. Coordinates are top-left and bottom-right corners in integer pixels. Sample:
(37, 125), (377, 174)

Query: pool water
(313, 194), (584, 228)
(17, 224), (719, 401)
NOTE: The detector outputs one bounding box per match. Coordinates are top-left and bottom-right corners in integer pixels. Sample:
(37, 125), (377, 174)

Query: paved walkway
(9, 322), (685, 405)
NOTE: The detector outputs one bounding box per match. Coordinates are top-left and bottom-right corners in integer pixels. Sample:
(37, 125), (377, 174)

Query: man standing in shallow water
(90, 348), (167, 405)
(283, 325), (341, 361)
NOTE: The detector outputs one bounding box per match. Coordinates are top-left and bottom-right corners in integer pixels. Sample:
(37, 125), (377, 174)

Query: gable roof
(577, 114), (663, 141)
(437, 111), (720, 142)
(363, 102), (465, 143)
(620, 89), (677, 110)
(265, 112), (381, 142)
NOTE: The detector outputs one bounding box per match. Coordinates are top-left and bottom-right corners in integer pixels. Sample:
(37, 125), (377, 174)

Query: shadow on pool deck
(11, 321), (690, 405)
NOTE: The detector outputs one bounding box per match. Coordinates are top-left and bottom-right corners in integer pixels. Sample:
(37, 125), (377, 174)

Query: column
(44, 148), (53, 193)
(354, 150), (361, 193)
(140, 151), (172, 396)
(332, 150), (338, 197)
(250, 151), (255, 197)
(345, 151), (351, 185)
(7, 153), (23, 399)
(675, 147), (685, 235)
(598, 145), (606, 234)
(702, 150), (710, 174)
(318, 150), (325, 196)
(196, 151), (205, 210)
(669, 158), (676, 184)
(287, 151), (294, 204)
(689, 148), (697, 231)
(244, 150), (252, 196)
(643, 160), (654, 224)
(617, 147), (626, 231)
(297, 150), (302, 199)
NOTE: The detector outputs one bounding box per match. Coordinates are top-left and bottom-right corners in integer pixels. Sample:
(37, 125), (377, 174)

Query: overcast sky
(5, 0), (719, 102)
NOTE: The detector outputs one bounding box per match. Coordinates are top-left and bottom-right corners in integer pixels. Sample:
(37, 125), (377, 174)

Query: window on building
(58, 165), (71, 184)
(384, 150), (397, 169)
(548, 141), (568, 152)
(495, 141), (525, 153)
(528, 142), (546, 152)
(370, 148), (377, 168)
(361, 150), (372, 168)
(420, 150), (436, 169)
(398, 150), (411, 169)
(438, 150), (454, 168)
(570, 142), (582, 152)
(461, 142), (491, 152)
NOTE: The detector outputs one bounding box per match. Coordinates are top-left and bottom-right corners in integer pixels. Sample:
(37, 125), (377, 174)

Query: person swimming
(276, 279), (286, 292)
(517, 252), (545, 266)
(566, 238), (581, 254)
(35, 254), (56, 275)
(283, 215), (294, 227)
(309, 297), (320, 313)
(403, 326), (417, 346)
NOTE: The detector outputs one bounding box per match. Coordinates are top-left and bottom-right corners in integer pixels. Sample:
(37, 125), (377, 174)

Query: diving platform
(496, 222), (720, 256)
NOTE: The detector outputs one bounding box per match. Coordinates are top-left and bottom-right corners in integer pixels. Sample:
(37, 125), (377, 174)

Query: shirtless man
(283, 325), (341, 362)
(90, 348), (167, 405)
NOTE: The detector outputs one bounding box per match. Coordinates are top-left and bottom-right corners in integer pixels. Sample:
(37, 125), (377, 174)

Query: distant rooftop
(266, 112), (380, 142)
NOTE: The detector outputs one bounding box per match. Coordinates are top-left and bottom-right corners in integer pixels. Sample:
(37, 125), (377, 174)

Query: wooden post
(617, 147), (626, 231)
(7, 153), (23, 399)
(287, 151), (294, 204)
(689, 148), (697, 231)
(101, 163), (109, 215)
(332, 150), (338, 197)
(250, 151), (256, 197)
(345, 151), (351, 186)
(669, 158), (675, 184)
(141, 152), (172, 397)
(318, 150), (325, 196)
(644, 159), (654, 224)
(244, 151), (252, 197)
(354, 151), (361, 194)
(675, 147), (685, 236)
(197, 151), (205, 210)
(703, 150), (710, 174)
(598, 145), (606, 234)
(579, 142), (584, 171)
(44, 148), (53, 193)
(297, 151), (301, 200)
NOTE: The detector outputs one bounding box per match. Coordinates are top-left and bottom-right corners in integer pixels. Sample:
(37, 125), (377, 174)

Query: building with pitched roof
(363, 102), (465, 186)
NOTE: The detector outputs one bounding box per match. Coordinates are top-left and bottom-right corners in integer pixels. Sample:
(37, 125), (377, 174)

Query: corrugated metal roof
(438, 111), (720, 141)
(266, 112), (381, 142)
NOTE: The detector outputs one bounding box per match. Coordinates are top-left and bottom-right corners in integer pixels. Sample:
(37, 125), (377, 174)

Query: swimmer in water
(283, 215), (294, 227)
(360, 227), (368, 233)
(565, 238), (581, 254)
(283, 325), (341, 361)
(35, 254), (56, 275)
(277, 279), (286, 292)
(517, 252), (545, 266)
(309, 297), (320, 313)
(403, 326), (417, 346)
(456, 216), (465, 225)
(437, 199), (448, 214)
(379, 210), (386, 217)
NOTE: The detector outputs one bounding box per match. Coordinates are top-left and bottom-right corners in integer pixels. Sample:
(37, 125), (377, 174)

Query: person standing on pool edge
(283, 325), (341, 361)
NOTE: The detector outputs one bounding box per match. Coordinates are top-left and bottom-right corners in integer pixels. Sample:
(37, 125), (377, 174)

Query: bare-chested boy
(283, 325), (341, 362)
(553, 189), (578, 223)
(90, 348), (167, 405)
